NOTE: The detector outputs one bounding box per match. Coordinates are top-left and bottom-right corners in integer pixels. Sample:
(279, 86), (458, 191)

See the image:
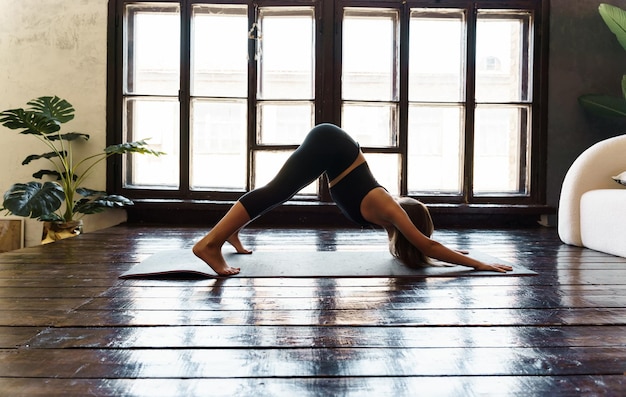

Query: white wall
(0, 0), (125, 247)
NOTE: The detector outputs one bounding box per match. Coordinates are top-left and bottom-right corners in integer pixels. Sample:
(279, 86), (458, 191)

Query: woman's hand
(454, 250), (512, 272)
(473, 262), (513, 273)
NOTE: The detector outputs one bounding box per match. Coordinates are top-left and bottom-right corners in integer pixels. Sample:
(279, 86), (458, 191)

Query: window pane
(475, 11), (532, 102)
(257, 102), (314, 145)
(409, 9), (465, 102)
(343, 8), (398, 101)
(364, 153), (399, 196)
(407, 105), (463, 194)
(253, 151), (317, 195)
(113, 1), (543, 206)
(124, 98), (179, 188)
(473, 105), (530, 195)
(258, 7), (315, 100)
(125, 4), (180, 95)
(341, 103), (397, 147)
(190, 99), (247, 190)
(192, 5), (248, 97)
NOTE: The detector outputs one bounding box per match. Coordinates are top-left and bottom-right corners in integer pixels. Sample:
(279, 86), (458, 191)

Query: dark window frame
(106, 0), (550, 217)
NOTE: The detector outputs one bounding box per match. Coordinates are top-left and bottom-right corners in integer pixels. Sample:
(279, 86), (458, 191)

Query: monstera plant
(579, 3), (626, 117)
(0, 96), (163, 241)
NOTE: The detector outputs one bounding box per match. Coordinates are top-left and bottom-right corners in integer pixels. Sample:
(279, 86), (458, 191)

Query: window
(108, 0), (547, 209)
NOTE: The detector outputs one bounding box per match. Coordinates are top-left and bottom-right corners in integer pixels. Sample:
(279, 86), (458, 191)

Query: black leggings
(239, 123), (360, 220)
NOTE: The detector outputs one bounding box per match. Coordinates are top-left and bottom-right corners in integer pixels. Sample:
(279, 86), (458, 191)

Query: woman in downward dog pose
(193, 123), (513, 276)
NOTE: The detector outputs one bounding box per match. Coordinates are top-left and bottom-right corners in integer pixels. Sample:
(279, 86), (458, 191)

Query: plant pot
(41, 220), (83, 244)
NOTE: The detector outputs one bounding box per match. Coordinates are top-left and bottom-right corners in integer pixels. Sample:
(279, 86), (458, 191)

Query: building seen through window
(110, 0), (545, 205)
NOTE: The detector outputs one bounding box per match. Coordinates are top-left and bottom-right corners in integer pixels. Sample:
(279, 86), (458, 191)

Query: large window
(108, 0), (547, 208)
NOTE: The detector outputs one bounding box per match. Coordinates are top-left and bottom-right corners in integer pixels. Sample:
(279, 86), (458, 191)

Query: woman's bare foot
(227, 232), (252, 254)
(192, 242), (240, 276)
(191, 202), (252, 276)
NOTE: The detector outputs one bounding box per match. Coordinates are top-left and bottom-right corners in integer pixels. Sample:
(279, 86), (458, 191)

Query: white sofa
(558, 134), (626, 257)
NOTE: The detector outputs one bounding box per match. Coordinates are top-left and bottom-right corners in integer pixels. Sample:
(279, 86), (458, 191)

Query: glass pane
(409, 9), (465, 102)
(253, 151), (317, 195)
(124, 98), (179, 188)
(363, 153), (399, 196)
(343, 8), (398, 101)
(475, 11), (532, 102)
(473, 105), (530, 195)
(407, 105), (463, 194)
(257, 102), (314, 145)
(258, 7), (315, 100)
(125, 4), (180, 95)
(341, 103), (397, 147)
(190, 99), (247, 190)
(192, 5), (248, 97)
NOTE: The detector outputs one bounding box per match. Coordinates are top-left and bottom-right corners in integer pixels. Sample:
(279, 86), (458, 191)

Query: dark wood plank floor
(0, 224), (625, 396)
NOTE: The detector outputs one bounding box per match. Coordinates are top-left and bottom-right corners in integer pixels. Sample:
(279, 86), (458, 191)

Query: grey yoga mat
(120, 249), (536, 278)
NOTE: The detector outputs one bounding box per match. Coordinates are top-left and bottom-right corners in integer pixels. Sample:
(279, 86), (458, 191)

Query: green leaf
(22, 151), (66, 166)
(39, 213), (64, 222)
(73, 194), (133, 215)
(94, 194), (134, 207)
(26, 96), (75, 124)
(104, 139), (165, 156)
(48, 132), (90, 142)
(2, 181), (64, 219)
(32, 170), (63, 180)
(73, 198), (105, 214)
(0, 108), (60, 135)
(76, 187), (106, 197)
(579, 94), (626, 117)
(621, 74), (626, 99)
(599, 3), (626, 52)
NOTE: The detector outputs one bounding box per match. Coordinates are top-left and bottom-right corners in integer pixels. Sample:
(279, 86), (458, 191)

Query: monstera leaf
(22, 151), (67, 166)
(73, 194), (134, 215)
(0, 108), (61, 135)
(73, 188), (133, 215)
(2, 181), (65, 220)
(0, 96), (75, 136)
(26, 96), (75, 124)
(580, 4), (626, 117)
(105, 139), (164, 156)
(48, 132), (89, 142)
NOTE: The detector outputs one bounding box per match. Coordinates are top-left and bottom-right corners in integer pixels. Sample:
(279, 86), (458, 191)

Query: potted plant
(579, 3), (626, 117)
(0, 96), (163, 243)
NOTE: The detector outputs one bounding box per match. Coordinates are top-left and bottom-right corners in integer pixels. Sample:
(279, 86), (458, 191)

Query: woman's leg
(192, 201), (252, 275)
(193, 125), (342, 275)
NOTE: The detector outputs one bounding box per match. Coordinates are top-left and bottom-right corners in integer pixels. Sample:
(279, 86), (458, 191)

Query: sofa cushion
(580, 189), (626, 258)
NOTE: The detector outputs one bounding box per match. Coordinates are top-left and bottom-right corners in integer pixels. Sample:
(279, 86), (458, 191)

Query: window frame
(106, 0), (549, 210)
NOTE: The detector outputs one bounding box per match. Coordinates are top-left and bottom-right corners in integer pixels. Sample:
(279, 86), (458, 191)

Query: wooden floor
(0, 224), (625, 396)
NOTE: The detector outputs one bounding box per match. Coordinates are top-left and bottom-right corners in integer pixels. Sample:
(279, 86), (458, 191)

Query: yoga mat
(119, 249), (536, 278)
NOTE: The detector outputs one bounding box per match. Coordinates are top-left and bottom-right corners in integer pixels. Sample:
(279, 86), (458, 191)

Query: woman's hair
(389, 197), (434, 269)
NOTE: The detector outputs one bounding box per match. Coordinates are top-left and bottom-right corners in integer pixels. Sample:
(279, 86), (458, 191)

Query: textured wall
(0, 0), (108, 191)
(0, 0), (121, 246)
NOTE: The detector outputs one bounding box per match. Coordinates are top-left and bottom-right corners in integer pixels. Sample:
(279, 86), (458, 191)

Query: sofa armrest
(558, 134), (626, 246)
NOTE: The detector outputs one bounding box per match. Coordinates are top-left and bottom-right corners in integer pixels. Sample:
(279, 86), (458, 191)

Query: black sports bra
(329, 162), (382, 227)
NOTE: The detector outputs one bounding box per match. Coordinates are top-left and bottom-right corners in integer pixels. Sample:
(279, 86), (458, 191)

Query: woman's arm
(414, 238), (512, 272)
(362, 189), (512, 272)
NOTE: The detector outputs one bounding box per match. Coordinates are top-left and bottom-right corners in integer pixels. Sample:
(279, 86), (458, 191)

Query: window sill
(126, 199), (555, 228)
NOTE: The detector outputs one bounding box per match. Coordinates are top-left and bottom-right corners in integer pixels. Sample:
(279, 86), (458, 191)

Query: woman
(193, 123), (513, 275)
